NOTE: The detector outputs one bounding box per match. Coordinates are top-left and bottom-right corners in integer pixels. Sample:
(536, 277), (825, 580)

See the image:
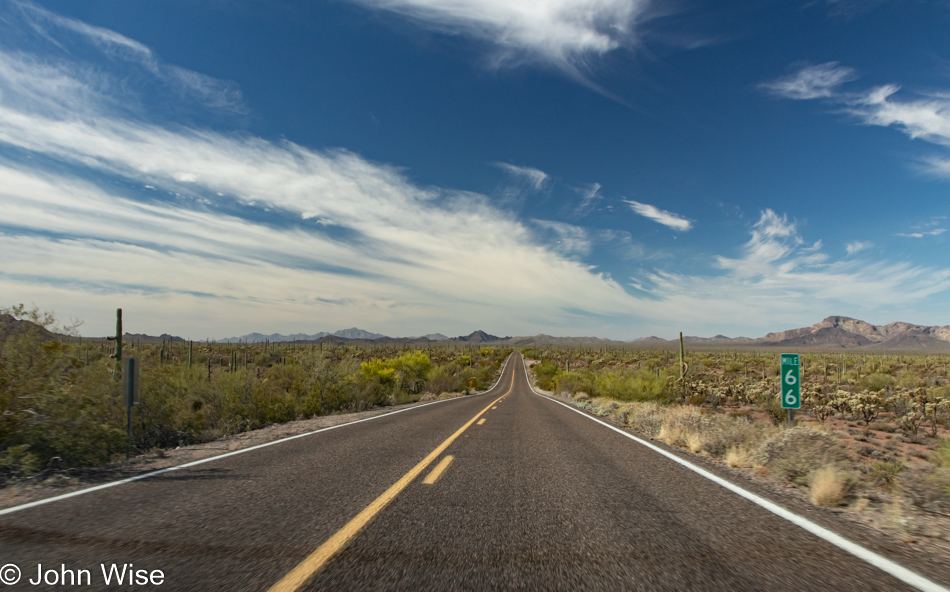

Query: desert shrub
(0, 306), (128, 479)
(809, 466), (848, 506)
(756, 392), (786, 425)
(725, 361), (744, 373)
(905, 439), (950, 512)
(426, 364), (461, 395)
(619, 402), (668, 436)
(532, 360), (559, 390)
(860, 373), (892, 392)
(594, 369), (673, 403)
(726, 446), (752, 468)
(868, 460), (904, 491)
(753, 427), (851, 485)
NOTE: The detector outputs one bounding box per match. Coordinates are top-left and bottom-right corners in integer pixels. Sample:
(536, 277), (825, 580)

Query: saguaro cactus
(107, 308), (122, 378)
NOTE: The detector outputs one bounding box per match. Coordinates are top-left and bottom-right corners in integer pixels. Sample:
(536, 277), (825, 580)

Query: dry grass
(753, 426), (850, 485)
(725, 446), (752, 468)
(659, 423), (685, 447)
(809, 465), (847, 507)
(685, 431), (705, 453)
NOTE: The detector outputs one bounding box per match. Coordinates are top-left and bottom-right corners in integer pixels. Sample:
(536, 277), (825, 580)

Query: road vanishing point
(1, 353), (948, 591)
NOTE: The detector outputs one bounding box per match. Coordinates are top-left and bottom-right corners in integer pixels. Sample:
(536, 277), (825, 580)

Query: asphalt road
(0, 353), (944, 591)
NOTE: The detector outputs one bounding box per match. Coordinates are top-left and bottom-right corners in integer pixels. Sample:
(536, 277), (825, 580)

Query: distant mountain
(507, 334), (622, 347)
(450, 330), (508, 343)
(124, 332), (187, 344)
(331, 327), (385, 340)
(757, 316), (950, 351)
(220, 331), (329, 343)
(619, 316), (950, 351)
(220, 328), (385, 343)
(0, 313), (56, 342)
(410, 333), (449, 341)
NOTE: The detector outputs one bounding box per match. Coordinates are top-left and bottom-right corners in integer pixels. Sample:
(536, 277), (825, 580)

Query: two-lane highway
(0, 353), (945, 591)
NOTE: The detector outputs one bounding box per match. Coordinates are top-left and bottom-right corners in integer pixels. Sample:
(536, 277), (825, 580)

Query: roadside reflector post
(122, 356), (140, 458)
(781, 353), (801, 427)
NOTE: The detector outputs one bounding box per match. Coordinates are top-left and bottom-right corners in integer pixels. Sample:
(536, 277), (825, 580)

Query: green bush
(0, 305), (509, 480)
(860, 373), (892, 392)
(532, 360), (559, 390)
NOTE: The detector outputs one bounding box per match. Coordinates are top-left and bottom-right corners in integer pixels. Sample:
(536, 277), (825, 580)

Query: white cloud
(850, 85), (950, 147)
(3, 10), (949, 339)
(8, 1), (245, 113)
(623, 199), (691, 231)
(897, 229), (946, 238)
(574, 182), (602, 215)
(347, 0), (648, 82)
(625, 210), (950, 335)
(0, 33), (640, 337)
(765, 61), (950, 178)
(760, 62), (858, 100)
(845, 240), (872, 255)
(492, 162), (549, 190)
(531, 219), (591, 255)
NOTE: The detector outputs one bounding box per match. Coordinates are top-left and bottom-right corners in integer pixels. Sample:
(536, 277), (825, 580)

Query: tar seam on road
(519, 358), (950, 592)
(0, 354), (517, 518)
(423, 455), (455, 485)
(267, 371), (516, 592)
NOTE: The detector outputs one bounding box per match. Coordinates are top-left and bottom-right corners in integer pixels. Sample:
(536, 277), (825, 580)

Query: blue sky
(1, 0), (949, 339)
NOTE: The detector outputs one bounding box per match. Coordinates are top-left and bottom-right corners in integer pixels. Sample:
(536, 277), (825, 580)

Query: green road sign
(781, 353), (800, 409)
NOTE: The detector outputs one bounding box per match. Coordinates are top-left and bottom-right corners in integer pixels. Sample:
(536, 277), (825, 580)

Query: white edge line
(0, 352), (516, 518)
(518, 356), (949, 592)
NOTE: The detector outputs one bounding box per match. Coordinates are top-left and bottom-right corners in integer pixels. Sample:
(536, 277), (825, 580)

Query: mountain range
(652, 316), (950, 351)
(6, 314), (950, 351)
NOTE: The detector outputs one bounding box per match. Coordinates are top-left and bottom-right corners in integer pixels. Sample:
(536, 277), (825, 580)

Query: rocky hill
(755, 316), (950, 350)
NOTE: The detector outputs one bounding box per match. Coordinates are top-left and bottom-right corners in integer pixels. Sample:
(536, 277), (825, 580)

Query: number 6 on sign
(780, 354), (800, 409)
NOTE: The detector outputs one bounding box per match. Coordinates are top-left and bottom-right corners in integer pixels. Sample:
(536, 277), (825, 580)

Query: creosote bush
(752, 427), (851, 486)
(0, 305), (510, 482)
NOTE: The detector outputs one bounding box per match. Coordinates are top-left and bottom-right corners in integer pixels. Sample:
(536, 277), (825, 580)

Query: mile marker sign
(781, 353), (801, 409)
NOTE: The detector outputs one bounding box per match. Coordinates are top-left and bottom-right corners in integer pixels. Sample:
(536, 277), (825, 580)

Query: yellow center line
(267, 368), (515, 592)
(477, 418), (486, 425)
(491, 406), (497, 409)
(422, 455), (454, 485)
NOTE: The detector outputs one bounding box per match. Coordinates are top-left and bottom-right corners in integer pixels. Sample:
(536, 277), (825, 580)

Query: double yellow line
(268, 367), (516, 592)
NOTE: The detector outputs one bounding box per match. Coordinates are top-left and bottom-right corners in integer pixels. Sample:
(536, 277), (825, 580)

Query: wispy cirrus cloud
(345, 0), (649, 87)
(0, 9), (643, 338)
(574, 182), (603, 215)
(3, 6), (949, 340)
(759, 61), (858, 100)
(845, 240), (873, 255)
(764, 61), (950, 178)
(897, 229), (946, 238)
(492, 162), (549, 190)
(623, 199), (691, 231)
(7, 0), (245, 113)
(531, 219), (591, 256)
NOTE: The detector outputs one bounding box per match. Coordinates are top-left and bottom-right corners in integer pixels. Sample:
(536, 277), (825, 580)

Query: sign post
(122, 357), (140, 457)
(781, 353), (800, 427)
